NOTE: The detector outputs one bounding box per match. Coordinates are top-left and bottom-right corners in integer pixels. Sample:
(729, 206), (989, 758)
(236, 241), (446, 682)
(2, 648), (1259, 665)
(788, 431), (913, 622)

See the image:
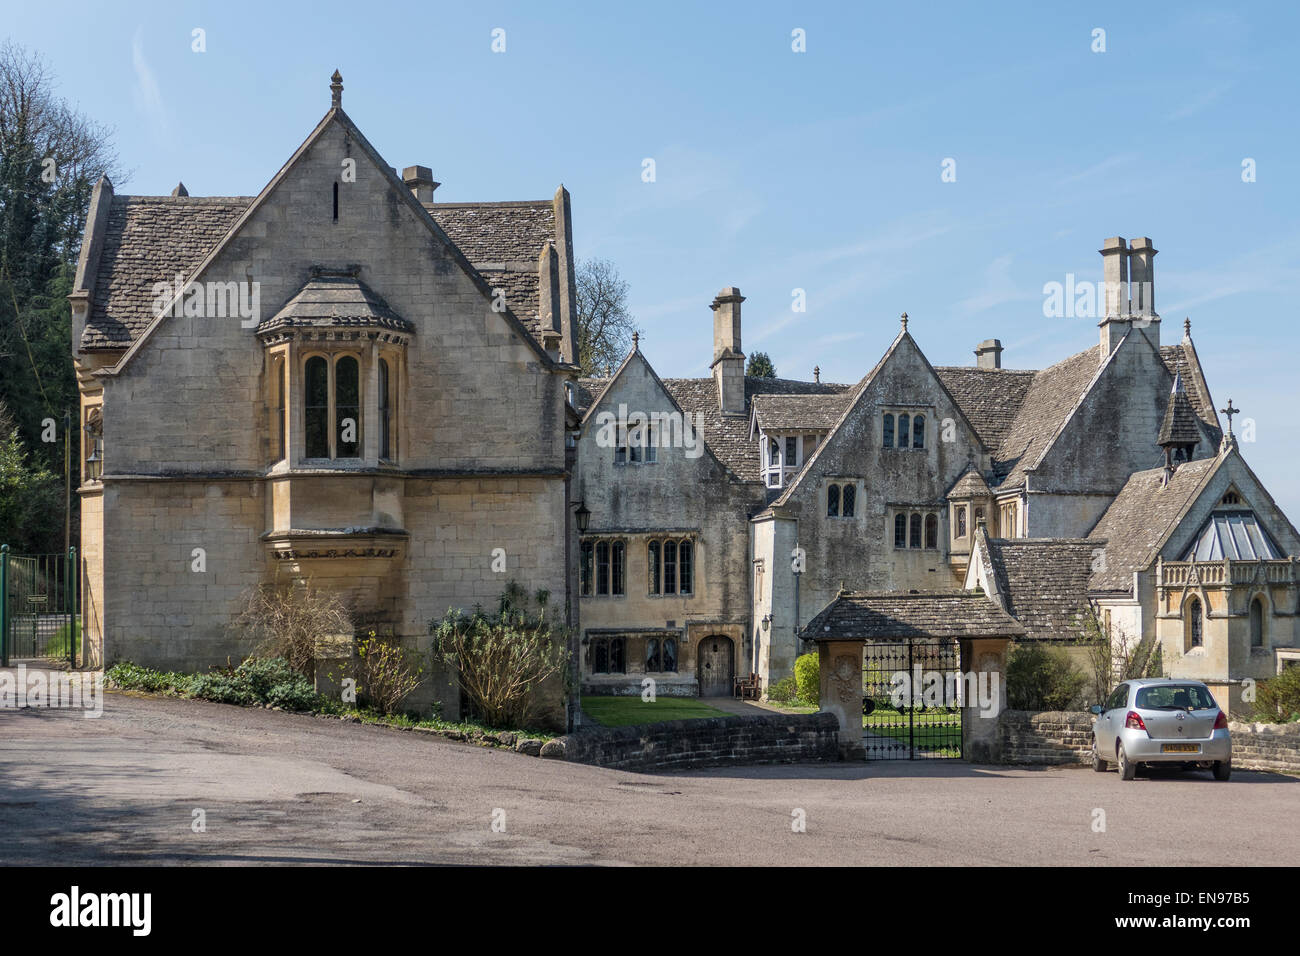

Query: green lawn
(581, 695), (731, 727)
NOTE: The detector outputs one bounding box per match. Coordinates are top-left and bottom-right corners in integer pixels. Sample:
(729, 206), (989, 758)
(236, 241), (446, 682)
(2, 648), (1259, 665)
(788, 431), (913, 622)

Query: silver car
(1091, 678), (1231, 781)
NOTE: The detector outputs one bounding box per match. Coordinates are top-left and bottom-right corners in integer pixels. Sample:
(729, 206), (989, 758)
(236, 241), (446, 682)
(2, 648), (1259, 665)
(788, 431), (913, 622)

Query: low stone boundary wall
(1228, 721), (1300, 775)
(558, 712), (840, 772)
(998, 710), (1094, 765)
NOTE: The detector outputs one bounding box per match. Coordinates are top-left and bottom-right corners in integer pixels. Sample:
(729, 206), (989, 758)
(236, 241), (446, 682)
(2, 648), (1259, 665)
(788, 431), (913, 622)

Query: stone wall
(1227, 721), (1300, 775)
(561, 711), (839, 772)
(998, 710), (1300, 775)
(998, 710), (1095, 765)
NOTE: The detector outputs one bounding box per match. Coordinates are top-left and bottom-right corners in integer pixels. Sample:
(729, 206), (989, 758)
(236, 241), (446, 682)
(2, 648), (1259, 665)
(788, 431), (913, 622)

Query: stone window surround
(261, 330), (407, 472)
(583, 628), (684, 676)
(580, 537), (628, 598)
(881, 406), (930, 451)
(647, 536), (696, 597)
(825, 479), (860, 519)
(891, 506), (942, 550)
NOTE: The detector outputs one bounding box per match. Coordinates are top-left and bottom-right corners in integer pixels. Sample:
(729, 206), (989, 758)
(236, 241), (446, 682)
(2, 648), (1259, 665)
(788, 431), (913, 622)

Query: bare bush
(232, 583), (352, 676)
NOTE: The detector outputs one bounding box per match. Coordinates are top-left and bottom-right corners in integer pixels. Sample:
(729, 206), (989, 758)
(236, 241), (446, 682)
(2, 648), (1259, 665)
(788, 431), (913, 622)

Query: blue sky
(9, 1), (1300, 514)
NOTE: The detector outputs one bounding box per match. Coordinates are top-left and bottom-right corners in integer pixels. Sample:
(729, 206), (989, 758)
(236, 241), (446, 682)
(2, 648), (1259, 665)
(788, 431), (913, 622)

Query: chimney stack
(974, 339), (1003, 369)
(1099, 236), (1131, 356)
(1128, 236), (1157, 320)
(402, 165), (439, 203)
(710, 287), (746, 415)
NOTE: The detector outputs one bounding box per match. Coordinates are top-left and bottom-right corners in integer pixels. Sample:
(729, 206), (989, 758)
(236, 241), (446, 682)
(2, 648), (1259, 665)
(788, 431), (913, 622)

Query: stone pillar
(817, 639), (865, 760)
(314, 632), (355, 703)
(960, 637), (1009, 762)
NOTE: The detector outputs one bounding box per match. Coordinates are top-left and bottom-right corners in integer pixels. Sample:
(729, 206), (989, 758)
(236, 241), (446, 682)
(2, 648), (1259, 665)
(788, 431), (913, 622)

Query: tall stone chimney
(1128, 236), (1157, 320)
(710, 287), (746, 415)
(974, 339), (1003, 369)
(1099, 236), (1131, 357)
(402, 165), (439, 202)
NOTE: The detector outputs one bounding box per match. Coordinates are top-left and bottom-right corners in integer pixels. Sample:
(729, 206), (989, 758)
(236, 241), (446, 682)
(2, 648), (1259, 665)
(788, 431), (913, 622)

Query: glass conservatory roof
(1181, 511), (1281, 562)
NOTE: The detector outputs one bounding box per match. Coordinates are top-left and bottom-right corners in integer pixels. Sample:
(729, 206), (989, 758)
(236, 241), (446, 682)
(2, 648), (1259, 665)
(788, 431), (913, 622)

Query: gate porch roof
(802, 590), (1026, 642)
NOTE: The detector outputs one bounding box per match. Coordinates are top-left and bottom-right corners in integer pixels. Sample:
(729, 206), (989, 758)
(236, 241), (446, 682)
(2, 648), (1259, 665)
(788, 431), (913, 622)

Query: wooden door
(697, 636), (734, 697)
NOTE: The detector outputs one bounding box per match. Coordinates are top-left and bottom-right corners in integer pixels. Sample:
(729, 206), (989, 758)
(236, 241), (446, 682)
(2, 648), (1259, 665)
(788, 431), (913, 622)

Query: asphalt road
(1, 692), (1296, 866)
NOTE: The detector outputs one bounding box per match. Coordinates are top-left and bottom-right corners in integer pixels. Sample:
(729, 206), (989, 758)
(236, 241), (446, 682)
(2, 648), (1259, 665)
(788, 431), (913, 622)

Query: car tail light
(1214, 710), (1228, 730)
(1125, 710), (1147, 732)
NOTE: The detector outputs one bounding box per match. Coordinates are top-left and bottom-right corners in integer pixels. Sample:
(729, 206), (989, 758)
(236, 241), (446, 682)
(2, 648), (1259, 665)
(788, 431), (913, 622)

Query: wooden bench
(733, 671), (760, 700)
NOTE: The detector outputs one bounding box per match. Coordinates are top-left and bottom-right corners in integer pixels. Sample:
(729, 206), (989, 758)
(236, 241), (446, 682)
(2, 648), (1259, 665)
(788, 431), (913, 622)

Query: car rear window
(1134, 684), (1218, 711)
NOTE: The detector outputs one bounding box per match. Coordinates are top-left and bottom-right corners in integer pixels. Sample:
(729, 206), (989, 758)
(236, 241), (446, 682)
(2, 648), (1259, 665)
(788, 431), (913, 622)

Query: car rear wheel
(1117, 743), (1137, 780)
(1213, 760), (1231, 781)
(1092, 739), (1107, 772)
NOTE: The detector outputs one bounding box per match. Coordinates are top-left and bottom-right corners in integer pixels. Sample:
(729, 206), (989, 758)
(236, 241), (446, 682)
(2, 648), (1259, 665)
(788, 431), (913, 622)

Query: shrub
(107, 657), (329, 712)
(767, 675), (797, 703)
(231, 583), (353, 676)
(1006, 644), (1088, 711)
(352, 633), (424, 716)
(793, 652), (820, 705)
(429, 583), (569, 729)
(1253, 666), (1300, 723)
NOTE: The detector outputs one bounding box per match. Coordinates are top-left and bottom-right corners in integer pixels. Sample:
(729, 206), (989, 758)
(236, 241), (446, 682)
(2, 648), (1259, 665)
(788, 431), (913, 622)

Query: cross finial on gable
(900, 312), (908, 332)
(330, 69), (343, 108)
(1220, 399), (1240, 435)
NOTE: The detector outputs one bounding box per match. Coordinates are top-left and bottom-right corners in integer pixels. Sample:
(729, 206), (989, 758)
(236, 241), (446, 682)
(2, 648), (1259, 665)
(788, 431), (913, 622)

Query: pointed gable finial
(632, 331), (639, 351)
(813, 365), (820, 383)
(1184, 316), (1191, 338)
(900, 312), (908, 332)
(171, 182), (188, 197)
(330, 69), (343, 108)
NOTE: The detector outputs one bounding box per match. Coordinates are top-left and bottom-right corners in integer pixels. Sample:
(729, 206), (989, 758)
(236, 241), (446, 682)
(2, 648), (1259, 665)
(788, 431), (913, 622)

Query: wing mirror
(1089, 704), (1103, 715)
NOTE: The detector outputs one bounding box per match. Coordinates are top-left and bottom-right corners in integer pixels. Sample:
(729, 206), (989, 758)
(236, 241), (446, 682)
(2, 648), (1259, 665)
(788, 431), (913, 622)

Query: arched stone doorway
(697, 635), (734, 697)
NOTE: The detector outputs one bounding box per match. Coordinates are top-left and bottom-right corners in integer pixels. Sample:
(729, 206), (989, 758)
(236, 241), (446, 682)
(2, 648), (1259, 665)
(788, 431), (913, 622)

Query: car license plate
(1161, 743), (1199, 753)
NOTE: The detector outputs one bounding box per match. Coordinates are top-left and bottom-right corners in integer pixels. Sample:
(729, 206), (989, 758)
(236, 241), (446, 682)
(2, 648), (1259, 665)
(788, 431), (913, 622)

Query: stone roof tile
(984, 537), (1097, 641)
(803, 590), (1027, 641)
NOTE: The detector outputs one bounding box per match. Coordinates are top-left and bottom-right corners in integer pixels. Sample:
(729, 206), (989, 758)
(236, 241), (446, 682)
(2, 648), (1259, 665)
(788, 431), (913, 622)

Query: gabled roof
(82, 106), (562, 369)
(661, 376), (850, 483)
(1087, 456), (1219, 592)
(991, 345), (1104, 489)
(803, 590), (1027, 641)
(82, 196), (252, 349)
(256, 272), (412, 334)
(749, 392), (851, 434)
(933, 366), (1036, 451)
(981, 537), (1097, 641)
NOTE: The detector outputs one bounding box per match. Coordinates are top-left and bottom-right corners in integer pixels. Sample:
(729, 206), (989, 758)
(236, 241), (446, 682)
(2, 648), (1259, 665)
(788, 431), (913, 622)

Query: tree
(0, 400), (60, 552)
(0, 41), (121, 551)
(746, 351), (776, 378)
(574, 257), (640, 376)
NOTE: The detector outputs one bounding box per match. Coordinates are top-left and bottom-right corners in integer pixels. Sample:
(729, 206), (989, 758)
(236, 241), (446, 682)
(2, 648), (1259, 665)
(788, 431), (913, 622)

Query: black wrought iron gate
(0, 547), (80, 667)
(861, 639), (963, 759)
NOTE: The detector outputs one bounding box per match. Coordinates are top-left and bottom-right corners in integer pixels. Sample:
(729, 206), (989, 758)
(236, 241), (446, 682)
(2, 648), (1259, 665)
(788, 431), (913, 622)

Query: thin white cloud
(131, 28), (167, 138)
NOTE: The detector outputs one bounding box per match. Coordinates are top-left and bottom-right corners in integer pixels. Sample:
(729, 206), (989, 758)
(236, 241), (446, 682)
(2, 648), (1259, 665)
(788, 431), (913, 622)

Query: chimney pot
(974, 338), (1003, 369)
(402, 165), (439, 203)
(710, 286), (746, 415)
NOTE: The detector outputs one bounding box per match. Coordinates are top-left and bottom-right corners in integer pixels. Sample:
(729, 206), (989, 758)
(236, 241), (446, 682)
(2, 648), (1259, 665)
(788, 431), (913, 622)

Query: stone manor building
(70, 74), (1300, 720)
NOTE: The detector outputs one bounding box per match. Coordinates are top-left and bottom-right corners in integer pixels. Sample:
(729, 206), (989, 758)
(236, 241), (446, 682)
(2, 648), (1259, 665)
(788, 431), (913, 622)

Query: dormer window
(760, 432), (822, 488)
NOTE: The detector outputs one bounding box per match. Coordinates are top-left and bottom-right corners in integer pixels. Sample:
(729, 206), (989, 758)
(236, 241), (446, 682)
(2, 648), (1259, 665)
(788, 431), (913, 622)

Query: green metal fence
(0, 546), (80, 668)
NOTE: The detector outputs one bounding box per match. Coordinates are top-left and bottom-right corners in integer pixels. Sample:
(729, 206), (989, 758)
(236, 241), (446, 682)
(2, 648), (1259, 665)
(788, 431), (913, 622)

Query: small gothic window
(580, 541), (594, 596)
(663, 636), (677, 672)
(648, 541), (661, 594)
(304, 356), (329, 458)
(646, 637), (659, 672)
(883, 414), (894, 448)
(611, 541), (626, 595)
(894, 513), (907, 548)
(913, 414), (925, 449)
(1222, 491), (1242, 506)
(679, 541), (693, 595)
(898, 414), (910, 449)
(378, 358), (393, 460)
(909, 513), (922, 549)
(596, 541), (610, 595)
(1250, 598), (1264, 647)
(827, 484), (840, 517)
(274, 357), (286, 462)
(842, 484), (856, 518)
(592, 637), (626, 674)
(956, 505), (967, 538)
(335, 355), (360, 458)
(925, 513), (938, 549)
(1188, 597), (1203, 649)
